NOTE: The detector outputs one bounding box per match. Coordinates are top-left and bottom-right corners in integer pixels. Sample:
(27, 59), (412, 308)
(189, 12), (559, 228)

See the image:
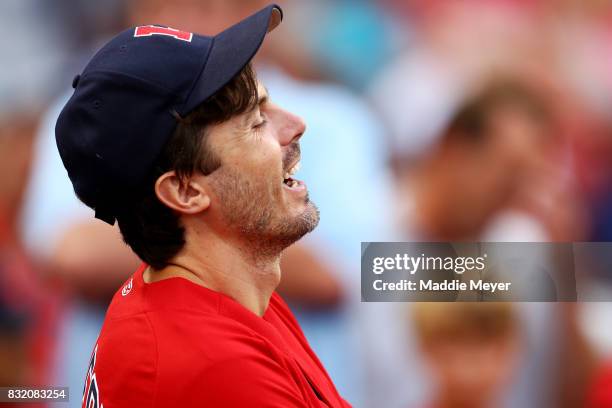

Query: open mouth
(282, 160), (304, 190)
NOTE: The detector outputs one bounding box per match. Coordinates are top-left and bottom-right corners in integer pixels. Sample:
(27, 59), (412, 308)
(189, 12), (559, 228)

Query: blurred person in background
(397, 79), (581, 242)
(412, 302), (521, 408)
(547, 3), (612, 406)
(364, 72), (573, 408)
(0, 111), (40, 388)
(0, 0), (67, 392)
(365, 2), (605, 406)
(390, 77), (593, 408)
(17, 1), (142, 401)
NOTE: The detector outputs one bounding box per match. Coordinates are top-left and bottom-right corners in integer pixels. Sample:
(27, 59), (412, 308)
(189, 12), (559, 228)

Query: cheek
(226, 136), (279, 169)
(227, 143), (284, 196)
(249, 137), (283, 176)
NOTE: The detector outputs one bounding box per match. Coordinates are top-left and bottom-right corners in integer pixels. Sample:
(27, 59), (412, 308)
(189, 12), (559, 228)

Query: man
(55, 4), (350, 407)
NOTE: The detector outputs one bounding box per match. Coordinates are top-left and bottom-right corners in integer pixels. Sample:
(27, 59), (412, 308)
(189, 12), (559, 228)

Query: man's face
(204, 81), (319, 255)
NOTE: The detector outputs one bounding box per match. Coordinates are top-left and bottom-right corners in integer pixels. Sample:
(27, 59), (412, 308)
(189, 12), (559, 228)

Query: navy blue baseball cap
(56, 4), (283, 225)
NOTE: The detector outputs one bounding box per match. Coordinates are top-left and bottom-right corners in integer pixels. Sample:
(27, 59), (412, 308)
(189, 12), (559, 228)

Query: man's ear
(154, 171), (210, 215)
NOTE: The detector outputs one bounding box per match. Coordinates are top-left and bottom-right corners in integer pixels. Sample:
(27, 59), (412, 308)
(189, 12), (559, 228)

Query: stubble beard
(210, 166), (320, 262)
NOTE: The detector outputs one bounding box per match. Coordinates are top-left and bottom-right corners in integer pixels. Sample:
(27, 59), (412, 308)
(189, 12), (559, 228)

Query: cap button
(72, 74), (81, 89)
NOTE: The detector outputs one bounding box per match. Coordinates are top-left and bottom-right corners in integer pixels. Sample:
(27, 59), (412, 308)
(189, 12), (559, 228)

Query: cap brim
(181, 4), (282, 115)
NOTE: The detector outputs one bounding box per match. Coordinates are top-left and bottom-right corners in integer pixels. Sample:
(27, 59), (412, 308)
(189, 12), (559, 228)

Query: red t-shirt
(81, 263), (351, 408)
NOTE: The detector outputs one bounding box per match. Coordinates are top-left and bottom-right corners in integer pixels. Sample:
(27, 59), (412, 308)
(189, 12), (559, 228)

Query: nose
(278, 108), (306, 146)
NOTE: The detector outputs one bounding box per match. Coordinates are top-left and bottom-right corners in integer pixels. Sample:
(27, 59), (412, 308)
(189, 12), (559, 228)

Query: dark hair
(445, 80), (552, 144)
(116, 63), (259, 269)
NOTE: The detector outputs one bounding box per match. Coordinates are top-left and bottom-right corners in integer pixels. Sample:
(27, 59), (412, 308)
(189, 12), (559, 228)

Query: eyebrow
(243, 87), (269, 119)
(241, 87), (270, 127)
(257, 87), (270, 106)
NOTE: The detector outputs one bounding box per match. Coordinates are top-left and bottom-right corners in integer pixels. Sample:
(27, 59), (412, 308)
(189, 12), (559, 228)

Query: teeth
(288, 161), (300, 176)
(283, 161), (301, 182)
(282, 179), (299, 188)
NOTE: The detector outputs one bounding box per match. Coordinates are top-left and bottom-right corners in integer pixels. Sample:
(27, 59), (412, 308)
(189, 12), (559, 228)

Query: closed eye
(253, 113), (267, 129)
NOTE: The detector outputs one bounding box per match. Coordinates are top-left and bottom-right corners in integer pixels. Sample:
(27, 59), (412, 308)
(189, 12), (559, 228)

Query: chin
(300, 200), (320, 231)
(291, 199), (320, 232)
(269, 200), (320, 251)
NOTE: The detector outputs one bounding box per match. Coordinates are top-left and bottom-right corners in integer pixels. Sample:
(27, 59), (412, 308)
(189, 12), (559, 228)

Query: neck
(145, 230), (281, 317)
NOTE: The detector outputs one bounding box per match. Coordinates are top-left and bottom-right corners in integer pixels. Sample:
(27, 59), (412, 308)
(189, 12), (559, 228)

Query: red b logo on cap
(134, 25), (193, 42)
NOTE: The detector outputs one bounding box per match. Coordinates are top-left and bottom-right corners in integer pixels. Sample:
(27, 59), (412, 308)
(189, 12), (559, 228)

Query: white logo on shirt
(121, 279), (133, 297)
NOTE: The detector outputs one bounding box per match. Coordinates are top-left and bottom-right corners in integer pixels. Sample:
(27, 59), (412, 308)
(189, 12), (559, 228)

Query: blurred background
(2, 0), (612, 407)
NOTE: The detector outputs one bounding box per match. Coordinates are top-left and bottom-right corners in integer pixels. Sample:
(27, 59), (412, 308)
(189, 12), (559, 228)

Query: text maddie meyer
(372, 278), (511, 293)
